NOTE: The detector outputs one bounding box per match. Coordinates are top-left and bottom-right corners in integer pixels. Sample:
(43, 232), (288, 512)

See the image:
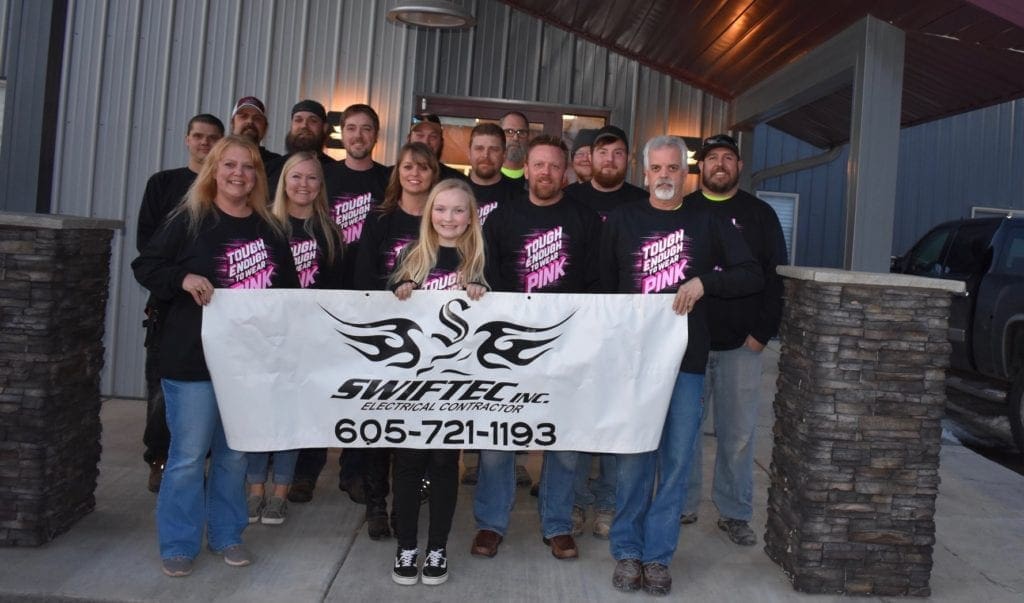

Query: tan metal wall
(49, 0), (728, 397)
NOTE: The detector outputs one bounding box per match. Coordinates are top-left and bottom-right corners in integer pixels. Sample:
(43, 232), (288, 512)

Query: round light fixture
(387, 1), (476, 29)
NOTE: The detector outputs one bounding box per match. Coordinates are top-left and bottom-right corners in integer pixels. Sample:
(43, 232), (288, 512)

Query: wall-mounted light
(680, 136), (702, 174)
(387, 1), (476, 29)
(327, 111), (344, 149)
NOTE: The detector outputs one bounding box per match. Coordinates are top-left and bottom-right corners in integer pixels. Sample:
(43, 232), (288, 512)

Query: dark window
(997, 226), (1024, 275)
(943, 222), (998, 277)
(904, 226), (953, 276)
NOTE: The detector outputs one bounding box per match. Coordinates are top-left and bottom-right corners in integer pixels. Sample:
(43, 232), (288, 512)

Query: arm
(136, 173), (164, 252)
(749, 206), (788, 346)
(699, 213), (764, 299)
(132, 213), (192, 302)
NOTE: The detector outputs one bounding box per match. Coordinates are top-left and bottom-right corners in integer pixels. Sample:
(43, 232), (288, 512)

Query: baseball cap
(593, 125), (629, 151)
(411, 113), (442, 133)
(572, 129), (598, 155)
(231, 96), (266, 118)
(697, 133), (739, 160)
(291, 99), (327, 121)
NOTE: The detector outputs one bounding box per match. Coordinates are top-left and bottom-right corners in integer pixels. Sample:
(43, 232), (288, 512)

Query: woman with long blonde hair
(132, 135), (299, 577)
(387, 178), (487, 587)
(244, 152), (345, 526)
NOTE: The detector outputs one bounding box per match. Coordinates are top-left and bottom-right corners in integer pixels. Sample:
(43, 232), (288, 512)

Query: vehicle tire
(1010, 370), (1024, 458)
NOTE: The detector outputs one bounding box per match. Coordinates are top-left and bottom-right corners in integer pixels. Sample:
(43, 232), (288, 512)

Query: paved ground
(1, 346), (1022, 602)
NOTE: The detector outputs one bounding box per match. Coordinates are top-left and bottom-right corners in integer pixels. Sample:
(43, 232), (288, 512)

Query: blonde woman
(244, 152), (345, 526)
(132, 135), (299, 577)
(388, 178), (487, 586)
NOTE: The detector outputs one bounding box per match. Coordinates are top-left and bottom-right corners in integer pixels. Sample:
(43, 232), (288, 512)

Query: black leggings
(392, 449), (459, 550)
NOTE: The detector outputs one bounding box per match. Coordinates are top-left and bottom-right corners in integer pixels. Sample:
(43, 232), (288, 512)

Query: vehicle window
(943, 222), (998, 277)
(904, 226), (953, 276)
(996, 226), (1024, 275)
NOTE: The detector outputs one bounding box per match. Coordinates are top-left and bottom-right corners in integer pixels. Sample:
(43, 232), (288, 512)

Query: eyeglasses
(504, 128), (530, 138)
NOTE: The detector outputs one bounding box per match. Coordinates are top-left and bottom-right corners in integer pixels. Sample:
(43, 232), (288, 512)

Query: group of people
(132, 95), (787, 595)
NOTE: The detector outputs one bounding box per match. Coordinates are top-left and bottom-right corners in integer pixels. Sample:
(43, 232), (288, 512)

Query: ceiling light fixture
(387, 1), (476, 29)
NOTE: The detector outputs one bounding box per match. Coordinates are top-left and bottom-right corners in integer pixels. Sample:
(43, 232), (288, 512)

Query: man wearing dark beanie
(265, 99), (337, 191)
(570, 128), (597, 184)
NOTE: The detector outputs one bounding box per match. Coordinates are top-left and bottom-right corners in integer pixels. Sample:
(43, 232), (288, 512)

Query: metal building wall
(751, 98), (1024, 268)
(50, 0), (728, 398)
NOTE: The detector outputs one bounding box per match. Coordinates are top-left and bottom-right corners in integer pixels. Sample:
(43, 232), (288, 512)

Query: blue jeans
(246, 450), (299, 485)
(684, 346), (763, 521)
(474, 449), (576, 537)
(611, 372), (704, 565)
(574, 453), (616, 511)
(158, 379), (248, 560)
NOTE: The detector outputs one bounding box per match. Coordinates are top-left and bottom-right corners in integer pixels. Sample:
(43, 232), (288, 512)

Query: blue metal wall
(750, 98), (1024, 268)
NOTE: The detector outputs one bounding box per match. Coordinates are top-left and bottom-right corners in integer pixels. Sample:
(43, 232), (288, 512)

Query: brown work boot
(612, 558), (642, 592)
(470, 529), (502, 557)
(642, 562), (672, 596)
(542, 534), (578, 559)
(147, 459), (165, 493)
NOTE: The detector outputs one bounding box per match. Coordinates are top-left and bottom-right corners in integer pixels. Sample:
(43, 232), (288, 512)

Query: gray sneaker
(212, 543), (252, 567)
(571, 506), (585, 536)
(593, 509), (613, 539)
(261, 496), (287, 525)
(717, 517), (757, 546)
(246, 494), (264, 524)
(161, 556), (193, 577)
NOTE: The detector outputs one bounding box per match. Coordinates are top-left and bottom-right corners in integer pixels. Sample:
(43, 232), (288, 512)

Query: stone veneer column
(0, 212), (121, 546)
(765, 266), (964, 596)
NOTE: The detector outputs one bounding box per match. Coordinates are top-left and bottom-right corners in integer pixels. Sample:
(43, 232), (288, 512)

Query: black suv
(892, 217), (1024, 453)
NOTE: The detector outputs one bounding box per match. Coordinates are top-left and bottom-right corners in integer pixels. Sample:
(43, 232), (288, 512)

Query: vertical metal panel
(50, 0), (735, 397)
(0, 0), (9, 77)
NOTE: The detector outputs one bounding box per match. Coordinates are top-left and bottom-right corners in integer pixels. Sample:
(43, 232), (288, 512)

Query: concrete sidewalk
(1, 347), (1022, 602)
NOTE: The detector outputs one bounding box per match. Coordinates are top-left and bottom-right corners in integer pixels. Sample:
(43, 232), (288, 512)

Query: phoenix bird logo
(321, 299), (575, 376)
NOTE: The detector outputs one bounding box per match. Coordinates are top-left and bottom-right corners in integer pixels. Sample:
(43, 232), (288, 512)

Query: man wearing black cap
(265, 99), (337, 191)
(408, 113), (465, 181)
(230, 96), (280, 164)
(563, 125), (647, 220)
(136, 112), (224, 492)
(570, 128), (597, 184)
(679, 133), (787, 548)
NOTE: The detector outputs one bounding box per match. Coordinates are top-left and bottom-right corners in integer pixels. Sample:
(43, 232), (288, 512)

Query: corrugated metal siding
(52, 0), (728, 398)
(0, 0), (9, 77)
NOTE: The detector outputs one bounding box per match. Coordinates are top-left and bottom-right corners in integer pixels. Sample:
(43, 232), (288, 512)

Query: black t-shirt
(265, 151), (338, 195)
(439, 163), (468, 182)
(323, 161), (391, 245)
(287, 215), (345, 290)
(683, 190), (788, 350)
(132, 209), (300, 380)
(469, 176), (527, 226)
(353, 207), (421, 290)
(259, 146), (281, 165)
(483, 195), (601, 293)
(137, 167), (196, 252)
(563, 180), (648, 221)
(599, 201), (763, 373)
(420, 246), (463, 291)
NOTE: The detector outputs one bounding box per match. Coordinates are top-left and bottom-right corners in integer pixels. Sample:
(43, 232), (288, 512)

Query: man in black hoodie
(679, 133), (787, 547)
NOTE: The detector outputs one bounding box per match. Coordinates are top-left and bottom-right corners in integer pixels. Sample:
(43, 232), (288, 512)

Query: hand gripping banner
(202, 290), (688, 453)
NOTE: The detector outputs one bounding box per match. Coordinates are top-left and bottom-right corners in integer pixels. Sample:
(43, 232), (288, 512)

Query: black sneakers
(392, 547), (418, 585)
(421, 547), (448, 585)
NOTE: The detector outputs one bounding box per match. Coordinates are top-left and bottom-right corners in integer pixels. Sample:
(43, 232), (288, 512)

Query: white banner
(202, 290), (688, 453)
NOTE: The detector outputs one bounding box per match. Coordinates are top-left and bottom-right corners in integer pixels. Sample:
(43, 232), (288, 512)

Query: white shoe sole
(421, 572), (448, 586)
(391, 571), (418, 585)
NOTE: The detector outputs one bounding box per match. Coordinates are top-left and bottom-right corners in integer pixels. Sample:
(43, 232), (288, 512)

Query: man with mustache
(472, 136), (601, 561)
(499, 111), (531, 186)
(265, 99), (337, 191)
(136, 113), (224, 493)
(564, 125), (647, 220)
(601, 135), (763, 595)
(679, 134), (787, 548)
(230, 96), (279, 165)
(290, 104), (389, 506)
(569, 128), (596, 184)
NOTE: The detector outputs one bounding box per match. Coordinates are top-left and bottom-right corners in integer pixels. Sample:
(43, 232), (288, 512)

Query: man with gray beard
(601, 135), (762, 595)
(499, 111), (530, 186)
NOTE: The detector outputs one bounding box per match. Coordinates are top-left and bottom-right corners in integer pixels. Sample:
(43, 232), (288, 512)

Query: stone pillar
(0, 212), (121, 546)
(765, 267), (963, 596)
